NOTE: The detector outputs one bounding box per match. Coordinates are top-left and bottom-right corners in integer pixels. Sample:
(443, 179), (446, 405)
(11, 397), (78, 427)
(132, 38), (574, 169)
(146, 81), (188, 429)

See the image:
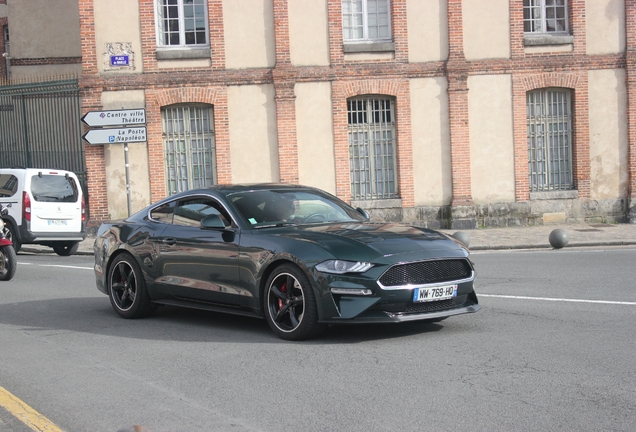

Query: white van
(0, 168), (86, 256)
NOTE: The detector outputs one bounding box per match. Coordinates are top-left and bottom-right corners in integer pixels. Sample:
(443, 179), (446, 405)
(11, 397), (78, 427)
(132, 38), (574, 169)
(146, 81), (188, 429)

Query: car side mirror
(201, 214), (226, 229)
(356, 207), (370, 220)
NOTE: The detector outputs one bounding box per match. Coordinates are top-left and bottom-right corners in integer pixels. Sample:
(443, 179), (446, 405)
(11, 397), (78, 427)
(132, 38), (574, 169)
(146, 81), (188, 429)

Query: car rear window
(30, 175), (79, 202)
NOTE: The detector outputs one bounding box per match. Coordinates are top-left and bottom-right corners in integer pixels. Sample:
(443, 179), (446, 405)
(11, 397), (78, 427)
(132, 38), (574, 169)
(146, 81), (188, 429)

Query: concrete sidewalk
(440, 222), (636, 251)
(17, 222), (636, 256)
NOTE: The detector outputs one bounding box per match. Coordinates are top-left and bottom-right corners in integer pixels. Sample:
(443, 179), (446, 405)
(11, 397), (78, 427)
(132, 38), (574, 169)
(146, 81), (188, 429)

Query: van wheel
(53, 241), (79, 256)
(5, 224), (21, 253)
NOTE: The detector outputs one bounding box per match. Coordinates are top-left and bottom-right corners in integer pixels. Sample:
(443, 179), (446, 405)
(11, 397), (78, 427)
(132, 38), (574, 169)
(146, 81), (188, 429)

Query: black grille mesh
(379, 259), (472, 287)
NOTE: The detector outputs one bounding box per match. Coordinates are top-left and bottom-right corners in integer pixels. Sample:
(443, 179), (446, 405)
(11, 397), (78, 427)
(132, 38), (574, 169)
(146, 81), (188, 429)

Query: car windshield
(229, 189), (366, 227)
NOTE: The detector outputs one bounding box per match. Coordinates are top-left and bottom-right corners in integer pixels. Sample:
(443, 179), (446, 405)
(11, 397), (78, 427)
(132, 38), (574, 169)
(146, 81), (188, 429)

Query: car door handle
(162, 238), (177, 246)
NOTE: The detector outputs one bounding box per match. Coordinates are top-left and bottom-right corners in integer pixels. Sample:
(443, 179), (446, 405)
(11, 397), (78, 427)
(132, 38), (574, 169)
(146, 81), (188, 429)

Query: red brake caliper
(278, 281), (287, 310)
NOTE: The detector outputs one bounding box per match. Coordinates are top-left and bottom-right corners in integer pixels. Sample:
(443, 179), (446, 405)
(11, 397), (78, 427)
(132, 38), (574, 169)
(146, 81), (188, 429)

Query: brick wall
(626, 0), (636, 220)
(0, 17), (6, 79)
(76, 0), (636, 225)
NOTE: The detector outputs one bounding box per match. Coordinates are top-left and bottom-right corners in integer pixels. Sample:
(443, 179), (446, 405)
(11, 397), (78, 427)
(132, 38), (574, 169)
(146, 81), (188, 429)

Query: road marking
(19, 263), (93, 270)
(480, 293), (636, 306)
(472, 247), (636, 255)
(0, 386), (65, 432)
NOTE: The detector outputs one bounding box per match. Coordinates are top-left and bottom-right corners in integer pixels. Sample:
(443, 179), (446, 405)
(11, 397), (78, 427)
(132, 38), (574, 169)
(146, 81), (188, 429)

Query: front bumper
(318, 287), (480, 324)
(313, 260), (480, 324)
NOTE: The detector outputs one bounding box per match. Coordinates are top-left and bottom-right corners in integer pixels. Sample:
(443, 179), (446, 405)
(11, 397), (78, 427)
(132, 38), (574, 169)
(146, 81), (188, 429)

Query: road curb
(470, 240), (636, 251)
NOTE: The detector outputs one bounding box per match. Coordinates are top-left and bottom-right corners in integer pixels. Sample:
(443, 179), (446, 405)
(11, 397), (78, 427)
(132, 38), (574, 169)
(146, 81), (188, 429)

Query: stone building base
(367, 197), (629, 230)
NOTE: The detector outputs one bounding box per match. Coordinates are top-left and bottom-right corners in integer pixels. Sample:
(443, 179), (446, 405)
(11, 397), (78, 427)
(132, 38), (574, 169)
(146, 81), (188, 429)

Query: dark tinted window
(173, 197), (230, 227)
(150, 202), (175, 224)
(30, 175), (78, 202)
(0, 174), (18, 197)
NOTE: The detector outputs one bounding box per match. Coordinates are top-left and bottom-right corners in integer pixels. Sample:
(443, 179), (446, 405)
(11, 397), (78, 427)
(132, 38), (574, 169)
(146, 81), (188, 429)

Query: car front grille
(378, 259), (473, 288)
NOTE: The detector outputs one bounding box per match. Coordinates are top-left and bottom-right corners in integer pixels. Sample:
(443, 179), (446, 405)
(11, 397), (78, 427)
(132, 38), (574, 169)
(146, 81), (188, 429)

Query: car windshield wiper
(254, 222), (299, 229)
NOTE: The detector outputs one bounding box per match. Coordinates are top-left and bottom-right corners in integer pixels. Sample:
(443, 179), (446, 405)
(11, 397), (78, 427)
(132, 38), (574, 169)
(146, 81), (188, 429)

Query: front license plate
(47, 220), (67, 226)
(413, 285), (457, 303)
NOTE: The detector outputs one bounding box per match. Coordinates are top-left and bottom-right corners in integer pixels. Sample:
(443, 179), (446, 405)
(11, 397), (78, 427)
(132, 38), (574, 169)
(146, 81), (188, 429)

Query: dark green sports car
(93, 184), (480, 340)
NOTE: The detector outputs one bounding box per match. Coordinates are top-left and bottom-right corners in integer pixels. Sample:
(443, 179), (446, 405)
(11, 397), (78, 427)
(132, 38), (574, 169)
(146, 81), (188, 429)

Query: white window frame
(523, 0), (569, 34)
(155, 0), (209, 49)
(342, 0), (392, 43)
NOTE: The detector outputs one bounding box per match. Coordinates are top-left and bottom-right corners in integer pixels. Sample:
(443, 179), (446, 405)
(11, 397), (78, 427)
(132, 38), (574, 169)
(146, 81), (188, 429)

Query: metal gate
(0, 78), (86, 191)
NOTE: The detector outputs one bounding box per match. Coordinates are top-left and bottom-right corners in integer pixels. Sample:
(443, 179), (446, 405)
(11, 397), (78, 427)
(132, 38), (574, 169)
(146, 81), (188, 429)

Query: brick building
(5, 0), (636, 228)
(0, 1), (7, 79)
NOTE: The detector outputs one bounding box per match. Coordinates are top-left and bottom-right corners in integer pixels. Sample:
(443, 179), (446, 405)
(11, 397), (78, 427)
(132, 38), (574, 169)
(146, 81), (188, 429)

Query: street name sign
(83, 126), (147, 145)
(81, 108), (146, 127)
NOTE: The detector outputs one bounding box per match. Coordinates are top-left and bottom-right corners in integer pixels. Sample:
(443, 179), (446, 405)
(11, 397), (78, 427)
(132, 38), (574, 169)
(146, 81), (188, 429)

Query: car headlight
(315, 260), (374, 274)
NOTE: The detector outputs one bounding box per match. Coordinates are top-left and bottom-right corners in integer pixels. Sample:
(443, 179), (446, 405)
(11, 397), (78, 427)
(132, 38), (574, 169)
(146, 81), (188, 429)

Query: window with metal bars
(162, 105), (216, 195)
(342, 0), (391, 42)
(527, 89), (573, 192)
(155, 0), (209, 48)
(348, 96), (398, 200)
(523, 0), (568, 34)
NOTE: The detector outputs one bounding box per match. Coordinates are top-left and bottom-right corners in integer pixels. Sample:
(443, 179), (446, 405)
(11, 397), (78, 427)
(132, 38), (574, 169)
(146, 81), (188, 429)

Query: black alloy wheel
(264, 264), (326, 341)
(108, 254), (154, 319)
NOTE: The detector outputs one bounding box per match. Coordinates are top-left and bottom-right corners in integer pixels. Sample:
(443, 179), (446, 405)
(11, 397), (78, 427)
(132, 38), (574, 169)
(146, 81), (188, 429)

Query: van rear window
(30, 175), (79, 202)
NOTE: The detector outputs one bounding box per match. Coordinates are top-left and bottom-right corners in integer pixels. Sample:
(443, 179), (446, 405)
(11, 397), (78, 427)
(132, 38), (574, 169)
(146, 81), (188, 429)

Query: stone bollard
(452, 231), (470, 247)
(549, 229), (569, 249)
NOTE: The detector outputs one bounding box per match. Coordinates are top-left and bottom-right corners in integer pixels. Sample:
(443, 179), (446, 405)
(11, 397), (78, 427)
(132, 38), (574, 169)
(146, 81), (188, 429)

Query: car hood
(270, 222), (467, 260)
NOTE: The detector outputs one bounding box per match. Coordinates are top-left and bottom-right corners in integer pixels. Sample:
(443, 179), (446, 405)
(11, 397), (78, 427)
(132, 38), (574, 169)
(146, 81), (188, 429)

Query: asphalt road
(0, 248), (634, 432)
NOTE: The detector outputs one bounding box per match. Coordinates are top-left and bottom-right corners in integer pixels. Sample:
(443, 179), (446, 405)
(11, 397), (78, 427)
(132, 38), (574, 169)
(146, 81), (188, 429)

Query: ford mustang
(93, 184), (480, 340)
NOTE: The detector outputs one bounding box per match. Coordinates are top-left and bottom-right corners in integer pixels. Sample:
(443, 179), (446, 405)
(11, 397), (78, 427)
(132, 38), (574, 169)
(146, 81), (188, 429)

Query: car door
(155, 196), (241, 305)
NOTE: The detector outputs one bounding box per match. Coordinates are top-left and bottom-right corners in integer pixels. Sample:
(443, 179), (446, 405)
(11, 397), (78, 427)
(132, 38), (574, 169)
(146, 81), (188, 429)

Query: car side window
(173, 197), (231, 228)
(0, 174), (18, 198)
(150, 202), (175, 224)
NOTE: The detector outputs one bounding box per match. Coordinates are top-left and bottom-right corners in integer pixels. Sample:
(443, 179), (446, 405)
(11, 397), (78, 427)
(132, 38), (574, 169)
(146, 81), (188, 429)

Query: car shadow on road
(0, 297), (451, 344)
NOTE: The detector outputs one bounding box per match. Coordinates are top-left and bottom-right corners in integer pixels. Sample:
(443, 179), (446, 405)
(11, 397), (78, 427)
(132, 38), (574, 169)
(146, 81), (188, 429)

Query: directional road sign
(81, 108), (146, 127)
(82, 126), (147, 145)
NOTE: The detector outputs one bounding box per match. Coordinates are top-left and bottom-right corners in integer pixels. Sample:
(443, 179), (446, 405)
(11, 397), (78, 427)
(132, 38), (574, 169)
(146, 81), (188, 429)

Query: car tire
(5, 223), (21, 254)
(107, 254), (155, 319)
(264, 263), (326, 341)
(52, 241), (80, 256)
(0, 245), (17, 281)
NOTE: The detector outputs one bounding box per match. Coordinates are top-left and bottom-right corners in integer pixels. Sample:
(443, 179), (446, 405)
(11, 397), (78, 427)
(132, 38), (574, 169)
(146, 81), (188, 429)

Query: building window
(155, 0), (208, 48)
(523, 0), (568, 34)
(342, 0), (391, 42)
(162, 105), (216, 195)
(527, 89), (573, 192)
(348, 96), (398, 200)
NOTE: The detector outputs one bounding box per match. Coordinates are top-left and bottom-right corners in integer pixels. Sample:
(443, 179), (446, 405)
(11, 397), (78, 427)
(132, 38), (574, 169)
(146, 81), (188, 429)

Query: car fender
(247, 239), (337, 319)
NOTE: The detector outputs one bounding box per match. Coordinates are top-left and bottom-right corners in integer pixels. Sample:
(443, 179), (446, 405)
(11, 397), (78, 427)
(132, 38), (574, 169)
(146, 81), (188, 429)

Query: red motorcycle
(0, 204), (17, 281)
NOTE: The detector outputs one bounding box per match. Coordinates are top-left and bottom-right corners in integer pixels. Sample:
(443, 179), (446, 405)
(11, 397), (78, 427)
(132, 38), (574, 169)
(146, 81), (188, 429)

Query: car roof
(175, 183), (319, 197)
